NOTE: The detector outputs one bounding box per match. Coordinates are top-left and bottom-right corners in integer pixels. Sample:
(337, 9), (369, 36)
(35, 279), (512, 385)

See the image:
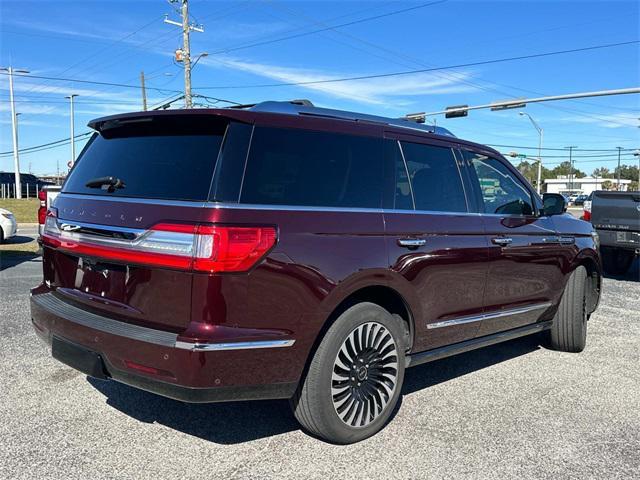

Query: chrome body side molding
(427, 302), (553, 329)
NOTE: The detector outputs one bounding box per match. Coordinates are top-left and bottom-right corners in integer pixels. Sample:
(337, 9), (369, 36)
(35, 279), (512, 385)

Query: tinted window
(64, 117), (226, 201)
(209, 122), (253, 202)
(240, 127), (384, 208)
(399, 142), (467, 212)
(465, 152), (534, 215)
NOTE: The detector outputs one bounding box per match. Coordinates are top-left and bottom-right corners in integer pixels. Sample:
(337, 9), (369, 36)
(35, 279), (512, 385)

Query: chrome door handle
(492, 237), (513, 246)
(398, 238), (426, 248)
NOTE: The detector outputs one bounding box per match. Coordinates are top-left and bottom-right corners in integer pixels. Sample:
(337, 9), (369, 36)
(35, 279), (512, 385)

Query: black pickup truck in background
(590, 191), (640, 275)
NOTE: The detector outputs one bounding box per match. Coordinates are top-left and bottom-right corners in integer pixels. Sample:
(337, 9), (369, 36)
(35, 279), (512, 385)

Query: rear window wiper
(85, 176), (126, 192)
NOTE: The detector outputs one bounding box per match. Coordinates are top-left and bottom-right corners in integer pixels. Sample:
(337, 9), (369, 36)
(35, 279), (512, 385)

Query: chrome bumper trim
(174, 339), (295, 351)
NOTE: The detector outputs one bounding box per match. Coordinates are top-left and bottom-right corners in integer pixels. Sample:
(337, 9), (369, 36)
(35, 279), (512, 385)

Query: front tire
(291, 302), (406, 444)
(546, 266), (588, 352)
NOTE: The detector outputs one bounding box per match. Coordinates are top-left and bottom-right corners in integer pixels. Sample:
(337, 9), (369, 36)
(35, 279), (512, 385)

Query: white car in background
(0, 208), (18, 243)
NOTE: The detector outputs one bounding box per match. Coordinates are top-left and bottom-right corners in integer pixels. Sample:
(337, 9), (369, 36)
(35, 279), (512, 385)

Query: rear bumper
(596, 229), (640, 253)
(30, 289), (299, 403)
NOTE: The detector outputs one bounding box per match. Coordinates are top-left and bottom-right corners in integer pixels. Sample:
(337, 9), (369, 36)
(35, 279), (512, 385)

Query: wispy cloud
(0, 103), (58, 116)
(201, 56), (478, 106)
(558, 113), (639, 129)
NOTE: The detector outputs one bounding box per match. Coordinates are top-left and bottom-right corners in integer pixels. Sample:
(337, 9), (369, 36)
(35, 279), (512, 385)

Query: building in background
(544, 176), (632, 195)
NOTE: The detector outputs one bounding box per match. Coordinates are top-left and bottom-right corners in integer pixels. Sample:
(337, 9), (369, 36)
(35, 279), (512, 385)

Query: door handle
(491, 237), (513, 246)
(397, 238), (427, 248)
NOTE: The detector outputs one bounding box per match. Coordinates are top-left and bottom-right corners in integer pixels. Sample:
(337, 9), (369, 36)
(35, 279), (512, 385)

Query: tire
(290, 302), (406, 444)
(0, 227), (4, 244)
(546, 266), (588, 353)
(602, 248), (634, 275)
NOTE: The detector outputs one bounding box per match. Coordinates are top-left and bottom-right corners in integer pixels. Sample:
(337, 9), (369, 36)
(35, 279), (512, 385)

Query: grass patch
(0, 198), (39, 223)
(0, 240), (40, 256)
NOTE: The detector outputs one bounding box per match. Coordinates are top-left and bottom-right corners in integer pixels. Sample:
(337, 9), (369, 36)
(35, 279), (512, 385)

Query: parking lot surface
(1, 256), (638, 479)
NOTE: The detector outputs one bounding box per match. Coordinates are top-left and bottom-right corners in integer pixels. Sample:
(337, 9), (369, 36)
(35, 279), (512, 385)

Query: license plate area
(616, 231), (639, 244)
(52, 336), (109, 380)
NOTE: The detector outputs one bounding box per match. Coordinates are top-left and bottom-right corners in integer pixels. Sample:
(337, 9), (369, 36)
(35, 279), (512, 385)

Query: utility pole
(616, 146), (623, 190)
(66, 94), (78, 168)
(566, 146), (577, 193)
(140, 71), (148, 111)
(164, 0), (204, 109)
(0, 66), (29, 198)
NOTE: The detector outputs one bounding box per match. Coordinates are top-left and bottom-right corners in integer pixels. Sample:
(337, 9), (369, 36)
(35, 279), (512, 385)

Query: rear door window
(63, 116), (227, 201)
(240, 126), (384, 208)
(398, 141), (468, 212)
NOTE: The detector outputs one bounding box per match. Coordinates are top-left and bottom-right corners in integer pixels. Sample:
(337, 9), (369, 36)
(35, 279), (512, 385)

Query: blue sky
(1, 0), (639, 176)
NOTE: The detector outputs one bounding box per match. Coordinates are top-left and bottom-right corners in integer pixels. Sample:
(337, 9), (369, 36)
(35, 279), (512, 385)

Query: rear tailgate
(41, 113), (228, 332)
(591, 191), (640, 249)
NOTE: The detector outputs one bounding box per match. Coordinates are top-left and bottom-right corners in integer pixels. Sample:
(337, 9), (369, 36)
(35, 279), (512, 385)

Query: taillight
(41, 220), (277, 273)
(38, 190), (47, 225)
(583, 210), (591, 221)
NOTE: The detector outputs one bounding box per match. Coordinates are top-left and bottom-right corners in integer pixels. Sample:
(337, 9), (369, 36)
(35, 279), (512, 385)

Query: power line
(22, 16), (165, 98)
(486, 143), (637, 152)
(206, 0), (448, 57)
(261, 2), (640, 129)
(0, 72), (243, 107)
(0, 71), (183, 94)
(195, 40), (640, 90)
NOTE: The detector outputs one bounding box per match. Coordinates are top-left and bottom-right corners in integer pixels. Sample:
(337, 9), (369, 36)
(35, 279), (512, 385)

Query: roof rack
(232, 100), (456, 137)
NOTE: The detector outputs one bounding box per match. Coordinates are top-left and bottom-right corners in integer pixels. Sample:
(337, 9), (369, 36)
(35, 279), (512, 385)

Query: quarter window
(240, 127), (384, 208)
(398, 142), (467, 212)
(465, 152), (535, 215)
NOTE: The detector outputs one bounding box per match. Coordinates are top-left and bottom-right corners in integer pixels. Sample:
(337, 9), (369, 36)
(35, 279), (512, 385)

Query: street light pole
(565, 146), (577, 194)
(65, 94), (78, 168)
(140, 71), (148, 111)
(519, 112), (544, 193)
(616, 146), (623, 190)
(0, 66), (29, 198)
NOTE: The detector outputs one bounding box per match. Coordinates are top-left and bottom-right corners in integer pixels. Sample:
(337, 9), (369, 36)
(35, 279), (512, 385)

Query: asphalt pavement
(0, 255), (638, 479)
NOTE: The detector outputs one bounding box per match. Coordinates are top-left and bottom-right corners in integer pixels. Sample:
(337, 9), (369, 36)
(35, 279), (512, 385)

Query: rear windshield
(63, 116), (226, 201)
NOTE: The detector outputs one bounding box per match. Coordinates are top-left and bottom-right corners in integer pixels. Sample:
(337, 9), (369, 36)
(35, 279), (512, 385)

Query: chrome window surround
(56, 193), (531, 218)
(427, 302), (552, 329)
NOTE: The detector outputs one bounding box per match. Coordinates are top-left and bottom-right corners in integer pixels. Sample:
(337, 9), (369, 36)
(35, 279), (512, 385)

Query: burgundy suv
(31, 101), (602, 443)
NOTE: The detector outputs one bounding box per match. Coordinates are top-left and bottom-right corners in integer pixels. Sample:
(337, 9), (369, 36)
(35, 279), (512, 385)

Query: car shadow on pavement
(88, 377), (298, 444)
(401, 334), (541, 396)
(3, 234), (36, 245)
(0, 252), (40, 271)
(88, 334), (542, 445)
(602, 258), (639, 282)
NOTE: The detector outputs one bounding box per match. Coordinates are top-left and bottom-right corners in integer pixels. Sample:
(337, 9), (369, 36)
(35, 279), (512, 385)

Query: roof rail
(239, 100), (456, 137)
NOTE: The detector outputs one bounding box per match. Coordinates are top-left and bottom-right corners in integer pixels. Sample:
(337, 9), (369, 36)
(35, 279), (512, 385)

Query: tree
(550, 161), (586, 179)
(614, 164), (639, 181)
(601, 180), (614, 191)
(515, 160), (553, 189)
(592, 167), (611, 178)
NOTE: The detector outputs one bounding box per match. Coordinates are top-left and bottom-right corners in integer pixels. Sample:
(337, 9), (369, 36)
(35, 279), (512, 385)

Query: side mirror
(542, 193), (567, 216)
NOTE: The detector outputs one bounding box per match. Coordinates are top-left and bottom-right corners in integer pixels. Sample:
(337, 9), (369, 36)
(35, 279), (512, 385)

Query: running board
(406, 321), (552, 368)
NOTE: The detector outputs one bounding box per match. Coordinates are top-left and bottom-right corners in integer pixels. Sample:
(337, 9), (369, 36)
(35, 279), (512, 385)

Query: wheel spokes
(331, 321), (399, 428)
